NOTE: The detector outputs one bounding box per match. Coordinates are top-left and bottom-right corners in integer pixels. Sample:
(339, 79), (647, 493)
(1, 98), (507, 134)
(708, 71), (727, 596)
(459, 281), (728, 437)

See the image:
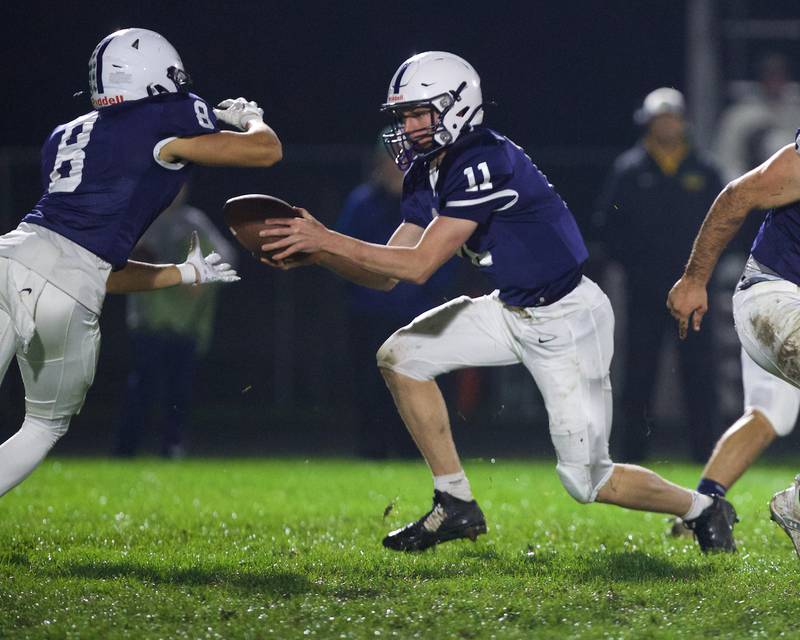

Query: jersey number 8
(193, 100), (214, 130)
(48, 112), (98, 194)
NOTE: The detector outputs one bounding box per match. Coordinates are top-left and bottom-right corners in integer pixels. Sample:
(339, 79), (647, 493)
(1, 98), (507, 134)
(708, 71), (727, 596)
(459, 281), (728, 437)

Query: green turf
(1, 458), (799, 639)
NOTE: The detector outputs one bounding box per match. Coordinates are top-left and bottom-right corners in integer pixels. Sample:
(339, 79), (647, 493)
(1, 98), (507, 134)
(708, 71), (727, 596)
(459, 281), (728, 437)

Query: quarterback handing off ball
(223, 194), (304, 260)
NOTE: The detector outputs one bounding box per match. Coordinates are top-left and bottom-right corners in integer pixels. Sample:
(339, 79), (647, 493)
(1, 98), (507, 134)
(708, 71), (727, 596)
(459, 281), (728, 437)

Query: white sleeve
(153, 137), (187, 170)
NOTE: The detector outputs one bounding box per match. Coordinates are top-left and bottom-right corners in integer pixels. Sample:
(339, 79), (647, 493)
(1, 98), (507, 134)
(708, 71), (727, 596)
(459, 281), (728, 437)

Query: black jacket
(595, 142), (724, 292)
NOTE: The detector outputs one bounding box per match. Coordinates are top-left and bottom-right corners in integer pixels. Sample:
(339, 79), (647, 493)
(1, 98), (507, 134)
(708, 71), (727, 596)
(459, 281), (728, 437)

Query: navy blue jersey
(750, 130), (800, 284)
(402, 127), (588, 307)
(23, 92), (217, 269)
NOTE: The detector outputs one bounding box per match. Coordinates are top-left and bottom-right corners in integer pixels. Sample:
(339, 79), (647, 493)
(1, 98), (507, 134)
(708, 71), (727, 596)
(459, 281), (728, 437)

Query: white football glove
(213, 97), (264, 130)
(177, 231), (240, 285)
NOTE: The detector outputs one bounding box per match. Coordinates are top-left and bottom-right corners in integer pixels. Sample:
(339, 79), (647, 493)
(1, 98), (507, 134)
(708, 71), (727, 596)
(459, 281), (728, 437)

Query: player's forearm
(206, 125), (282, 168)
(683, 145), (800, 284)
(323, 232), (434, 284)
(682, 183), (752, 285)
(167, 123), (282, 168)
(106, 261), (182, 294)
(242, 120), (283, 166)
(316, 252), (398, 291)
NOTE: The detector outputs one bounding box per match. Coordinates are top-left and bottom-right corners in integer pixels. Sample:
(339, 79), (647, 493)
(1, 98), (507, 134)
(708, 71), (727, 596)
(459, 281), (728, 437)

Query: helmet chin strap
(146, 83), (169, 97)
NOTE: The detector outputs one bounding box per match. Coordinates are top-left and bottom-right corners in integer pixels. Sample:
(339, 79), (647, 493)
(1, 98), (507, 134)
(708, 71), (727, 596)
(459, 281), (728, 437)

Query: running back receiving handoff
(0, 27), (282, 499)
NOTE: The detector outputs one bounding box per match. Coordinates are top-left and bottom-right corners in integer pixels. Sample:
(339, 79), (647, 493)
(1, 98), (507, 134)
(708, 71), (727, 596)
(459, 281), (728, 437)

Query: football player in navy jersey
(669, 131), (800, 557)
(262, 52), (735, 553)
(0, 28), (281, 498)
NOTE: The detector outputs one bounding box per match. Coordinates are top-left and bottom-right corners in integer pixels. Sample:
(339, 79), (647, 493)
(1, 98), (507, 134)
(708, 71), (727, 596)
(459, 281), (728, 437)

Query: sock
(697, 477), (727, 497)
(682, 491), (714, 521)
(0, 416), (70, 497)
(433, 470), (474, 502)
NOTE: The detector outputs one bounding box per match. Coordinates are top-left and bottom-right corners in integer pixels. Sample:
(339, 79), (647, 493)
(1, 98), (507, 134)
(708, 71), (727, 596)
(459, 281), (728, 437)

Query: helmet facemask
(167, 65), (193, 92)
(381, 82), (473, 170)
(146, 65), (193, 97)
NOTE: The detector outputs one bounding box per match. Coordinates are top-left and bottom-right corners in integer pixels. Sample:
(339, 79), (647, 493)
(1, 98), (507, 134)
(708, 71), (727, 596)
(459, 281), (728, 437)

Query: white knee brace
(556, 460), (614, 504)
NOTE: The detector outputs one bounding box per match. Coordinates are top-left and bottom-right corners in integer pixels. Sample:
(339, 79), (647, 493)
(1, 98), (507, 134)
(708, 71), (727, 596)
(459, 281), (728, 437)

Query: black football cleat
(684, 495), (739, 553)
(668, 517), (693, 538)
(382, 490), (487, 552)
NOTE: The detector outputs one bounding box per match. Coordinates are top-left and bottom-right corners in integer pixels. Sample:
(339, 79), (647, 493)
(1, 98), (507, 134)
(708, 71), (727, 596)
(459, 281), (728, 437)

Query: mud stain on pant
(751, 312), (800, 384)
(779, 335), (800, 383)
(751, 313), (778, 351)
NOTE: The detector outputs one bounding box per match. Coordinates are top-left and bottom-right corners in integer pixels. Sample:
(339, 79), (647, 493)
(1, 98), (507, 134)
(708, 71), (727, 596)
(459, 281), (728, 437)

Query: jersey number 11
(463, 162), (493, 192)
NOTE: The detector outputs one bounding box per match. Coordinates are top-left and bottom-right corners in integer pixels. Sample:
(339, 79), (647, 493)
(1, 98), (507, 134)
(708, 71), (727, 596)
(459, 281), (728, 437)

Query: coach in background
(595, 88), (724, 462)
(113, 185), (238, 459)
(336, 136), (457, 459)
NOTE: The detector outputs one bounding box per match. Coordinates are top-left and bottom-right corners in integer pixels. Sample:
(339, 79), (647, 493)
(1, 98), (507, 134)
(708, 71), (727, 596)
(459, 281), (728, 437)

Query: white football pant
(377, 276), (615, 503)
(741, 348), (800, 436)
(0, 257), (100, 496)
(734, 280), (800, 435)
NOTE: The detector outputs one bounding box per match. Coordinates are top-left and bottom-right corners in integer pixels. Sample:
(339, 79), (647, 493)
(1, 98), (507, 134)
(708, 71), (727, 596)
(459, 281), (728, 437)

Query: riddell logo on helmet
(92, 95), (125, 107)
(388, 94), (405, 102)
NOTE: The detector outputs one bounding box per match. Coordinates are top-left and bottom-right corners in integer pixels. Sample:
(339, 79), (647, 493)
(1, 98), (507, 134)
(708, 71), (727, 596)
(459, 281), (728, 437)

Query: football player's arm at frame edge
(667, 143), (800, 335)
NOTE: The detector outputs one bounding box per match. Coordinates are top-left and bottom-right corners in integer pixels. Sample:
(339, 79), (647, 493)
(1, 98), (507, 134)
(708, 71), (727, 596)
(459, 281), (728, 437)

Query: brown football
(223, 194), (306, 260)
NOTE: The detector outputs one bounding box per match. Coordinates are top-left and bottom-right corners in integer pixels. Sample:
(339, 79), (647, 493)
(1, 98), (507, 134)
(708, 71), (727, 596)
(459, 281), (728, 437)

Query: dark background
(2, 0), (800, 458)
(2, 1), (693, 149)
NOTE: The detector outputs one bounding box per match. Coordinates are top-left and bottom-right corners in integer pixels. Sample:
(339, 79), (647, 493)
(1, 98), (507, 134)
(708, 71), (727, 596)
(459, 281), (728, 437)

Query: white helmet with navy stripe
(89, 28), (191, 109)
(381, 51), (484, 169)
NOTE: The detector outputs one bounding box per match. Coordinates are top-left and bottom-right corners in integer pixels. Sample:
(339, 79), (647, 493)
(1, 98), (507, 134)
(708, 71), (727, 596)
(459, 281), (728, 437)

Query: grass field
(1, 458), (799, 639)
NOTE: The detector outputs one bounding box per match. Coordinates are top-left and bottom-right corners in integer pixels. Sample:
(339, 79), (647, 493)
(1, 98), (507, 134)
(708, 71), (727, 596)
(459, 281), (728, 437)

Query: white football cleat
(769, 474), (800, 559)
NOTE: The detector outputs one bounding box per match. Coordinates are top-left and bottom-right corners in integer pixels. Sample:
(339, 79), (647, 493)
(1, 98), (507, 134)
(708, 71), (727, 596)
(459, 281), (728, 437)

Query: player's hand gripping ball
(223, 194), (306, 261)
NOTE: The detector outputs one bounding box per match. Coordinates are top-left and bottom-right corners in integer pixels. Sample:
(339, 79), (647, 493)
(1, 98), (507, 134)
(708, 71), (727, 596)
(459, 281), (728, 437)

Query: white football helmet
(89, 28), (191, 109)
(381, 51), (484, 169)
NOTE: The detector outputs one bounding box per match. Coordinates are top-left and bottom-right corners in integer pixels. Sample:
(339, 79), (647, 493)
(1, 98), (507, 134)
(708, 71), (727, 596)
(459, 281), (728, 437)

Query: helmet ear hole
(456, 106), (469, 118)
(146, 83), (169, 97)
